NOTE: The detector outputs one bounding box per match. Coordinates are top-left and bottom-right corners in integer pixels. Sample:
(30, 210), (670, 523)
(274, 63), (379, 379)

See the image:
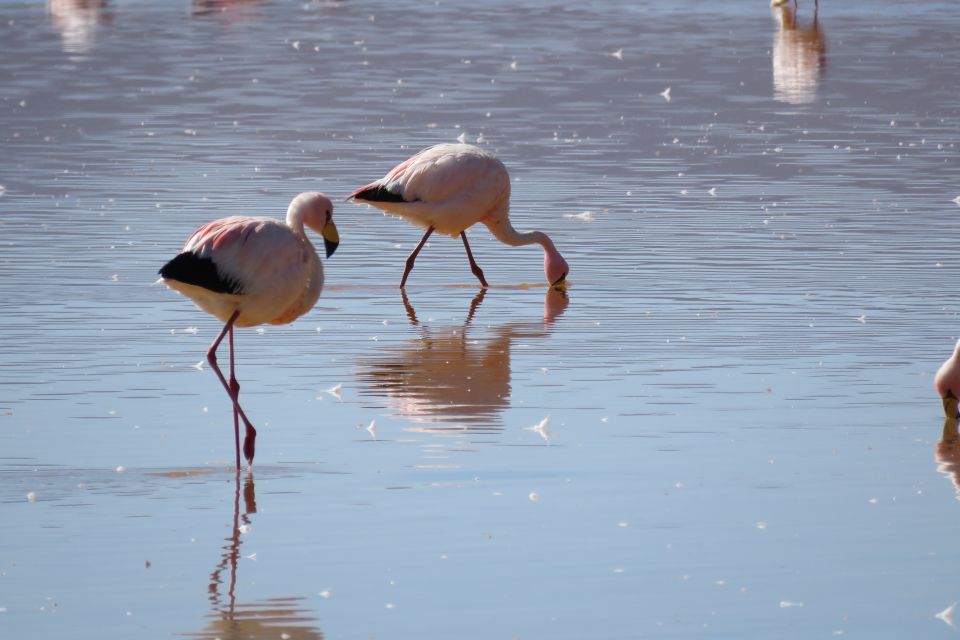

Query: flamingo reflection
(186, 472), (325, 640)
(191, 0), (261, 20)
(935, 418), (960, 502)
(771, 3), (826, 105)
(355, 288), (569, 433)
(47, 0), (112, 55)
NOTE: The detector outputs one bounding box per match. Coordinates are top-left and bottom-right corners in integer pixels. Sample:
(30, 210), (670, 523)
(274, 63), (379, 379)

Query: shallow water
(2, 0), (960, 637)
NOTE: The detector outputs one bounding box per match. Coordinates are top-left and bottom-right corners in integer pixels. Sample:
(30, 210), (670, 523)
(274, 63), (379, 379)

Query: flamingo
(347, 143), (569, 288)
(935, 340), (960, 419)
(159, 192), (340, 469)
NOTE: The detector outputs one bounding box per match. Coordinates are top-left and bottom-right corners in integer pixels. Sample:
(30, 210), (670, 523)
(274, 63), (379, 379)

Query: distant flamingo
(159, 192), (340, 468)
(347, 143), (569, 288)
(935, 340), (960, 418)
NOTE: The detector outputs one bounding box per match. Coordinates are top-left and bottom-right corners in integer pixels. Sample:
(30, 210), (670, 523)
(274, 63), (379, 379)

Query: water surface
(2, 0), (960, 637)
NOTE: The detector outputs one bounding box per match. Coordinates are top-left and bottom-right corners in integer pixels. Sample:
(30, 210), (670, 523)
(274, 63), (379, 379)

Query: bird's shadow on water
(184, 471), (326, 640)
(353, 286), (569, 436)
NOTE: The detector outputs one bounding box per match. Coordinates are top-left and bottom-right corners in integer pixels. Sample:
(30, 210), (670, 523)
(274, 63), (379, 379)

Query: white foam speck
(660, 87), (672, 101)
(525, 417), (550, 443)
(779, 601), (804, 608)
(936, 602), (956, 628)
(610, 48), (624, 60)
(325, 384), (343, 400)
(26, 491), (36, 502)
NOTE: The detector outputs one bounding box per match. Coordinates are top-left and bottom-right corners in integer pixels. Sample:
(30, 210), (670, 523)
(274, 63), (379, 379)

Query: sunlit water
(2, 0), (960, 637)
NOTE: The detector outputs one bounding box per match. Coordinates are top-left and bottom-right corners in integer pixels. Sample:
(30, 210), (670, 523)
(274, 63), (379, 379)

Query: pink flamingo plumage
(347, 143), (569, 288)
(936, 340), (960, 419)
(159, 192), (340, 468)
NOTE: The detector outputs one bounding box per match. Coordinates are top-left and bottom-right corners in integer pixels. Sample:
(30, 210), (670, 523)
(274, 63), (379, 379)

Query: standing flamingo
(347, 143), (569, 288)
(159, 192), (340, 468)
(936, 340), (960, 419)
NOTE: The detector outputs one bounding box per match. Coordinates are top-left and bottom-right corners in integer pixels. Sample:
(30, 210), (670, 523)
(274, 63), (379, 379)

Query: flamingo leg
(460, 231), (489, 288)
(206, 310), (257, 468)
(229, 323), (257, 466)
(229, 326), (240, 470)
(401, 226), (435, 287)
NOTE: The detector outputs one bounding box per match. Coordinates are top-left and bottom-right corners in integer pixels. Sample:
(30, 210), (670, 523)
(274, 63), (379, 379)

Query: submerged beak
(551, 271), (568, 287)
(322, 218), (340, 258)
(944, 392), (959, 421)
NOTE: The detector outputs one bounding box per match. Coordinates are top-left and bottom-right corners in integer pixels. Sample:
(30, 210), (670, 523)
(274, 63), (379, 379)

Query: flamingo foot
(243, 425), (257, 465)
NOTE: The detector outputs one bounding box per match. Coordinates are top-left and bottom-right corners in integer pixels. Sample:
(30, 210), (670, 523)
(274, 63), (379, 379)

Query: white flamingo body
(159, 192), (339, 467)
(348, 143), (569, 287)
(168, 215), (323, 327)
(355, 143), (510, 237)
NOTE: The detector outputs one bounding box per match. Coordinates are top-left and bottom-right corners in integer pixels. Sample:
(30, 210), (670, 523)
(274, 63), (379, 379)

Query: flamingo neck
(285, 205), (308, 237)
(486, 218), (557, 255)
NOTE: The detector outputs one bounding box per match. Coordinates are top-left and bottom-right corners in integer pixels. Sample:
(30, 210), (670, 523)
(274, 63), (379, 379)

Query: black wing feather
(353, 184), (410, 203)
(159, 252), (244, 295)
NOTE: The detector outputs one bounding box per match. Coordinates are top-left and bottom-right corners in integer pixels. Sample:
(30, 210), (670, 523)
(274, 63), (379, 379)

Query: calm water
(2, 0), (960, 637)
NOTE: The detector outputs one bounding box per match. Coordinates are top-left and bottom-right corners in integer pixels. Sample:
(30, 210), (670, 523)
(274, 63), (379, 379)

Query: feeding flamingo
(347, 143), (569, 288)
(159, 192), (340, 468)
(936, 340), (960, 419)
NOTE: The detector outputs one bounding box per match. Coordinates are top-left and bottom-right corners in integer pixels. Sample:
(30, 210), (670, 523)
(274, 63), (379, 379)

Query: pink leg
(401, 226), (435, 287)
(460, 231), (489, 288)
(207, 311), (257, 468)
(229, 323), (257, 466)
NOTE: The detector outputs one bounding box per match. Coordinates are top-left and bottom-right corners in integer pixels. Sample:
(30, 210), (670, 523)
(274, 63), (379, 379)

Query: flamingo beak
(322, 218), (340, 258)
(551, 271), (568, 287)
(944, 392), (959, 421)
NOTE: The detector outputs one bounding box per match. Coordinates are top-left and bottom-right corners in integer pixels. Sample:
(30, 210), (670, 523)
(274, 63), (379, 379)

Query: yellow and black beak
(322, 218), (340, 258)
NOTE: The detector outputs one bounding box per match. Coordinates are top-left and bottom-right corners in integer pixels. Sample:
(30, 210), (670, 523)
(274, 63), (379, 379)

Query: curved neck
(486, 218), (556, 255)
(285, 204), (308, 237)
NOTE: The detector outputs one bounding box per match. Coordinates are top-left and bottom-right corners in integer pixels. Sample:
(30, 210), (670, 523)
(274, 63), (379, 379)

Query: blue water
(2, 0), (960, 637)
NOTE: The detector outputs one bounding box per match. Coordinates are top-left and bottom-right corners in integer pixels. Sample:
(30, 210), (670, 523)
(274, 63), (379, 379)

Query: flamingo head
(293, 192), (339, 258)
(544, 249), (569, 287)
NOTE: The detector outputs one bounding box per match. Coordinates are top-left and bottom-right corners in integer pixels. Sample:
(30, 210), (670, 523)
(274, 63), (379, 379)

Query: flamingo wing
(162, 217), (310, 299)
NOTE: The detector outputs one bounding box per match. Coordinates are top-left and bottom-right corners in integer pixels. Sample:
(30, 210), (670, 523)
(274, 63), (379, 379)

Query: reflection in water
(47, 0), (111, 54)
(935, 418), (960, 501)
(771, 4), (826, 105)
(190, 0), (261, 20)
(186, 473), (324, 640)
(356, 288), (569, 434)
